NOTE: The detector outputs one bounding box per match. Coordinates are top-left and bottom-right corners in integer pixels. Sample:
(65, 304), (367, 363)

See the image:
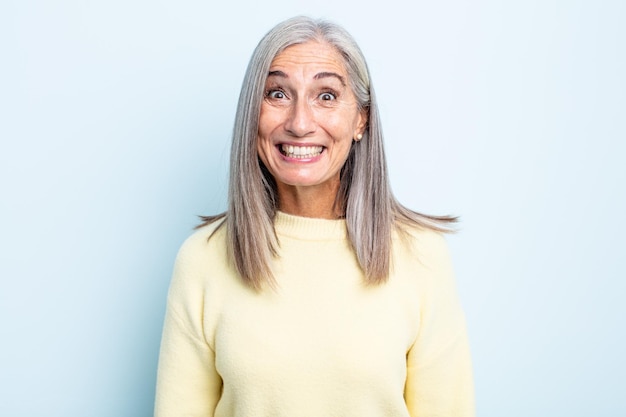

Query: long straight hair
(200, 16), (456, 290)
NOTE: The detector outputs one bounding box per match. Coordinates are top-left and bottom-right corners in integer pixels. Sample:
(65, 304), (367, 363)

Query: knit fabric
(154, 212), (474, 417)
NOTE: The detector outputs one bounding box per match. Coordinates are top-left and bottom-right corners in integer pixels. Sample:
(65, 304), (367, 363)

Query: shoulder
(175, 219), (227, 265)
(163, 220), (231, 350)
(393, 224), (452, 268)
(390, 224), (459, 299)
(168, 219), (230, 293)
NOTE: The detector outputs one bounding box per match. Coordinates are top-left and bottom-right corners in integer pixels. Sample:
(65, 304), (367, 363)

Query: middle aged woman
(155, 16), (474, 417)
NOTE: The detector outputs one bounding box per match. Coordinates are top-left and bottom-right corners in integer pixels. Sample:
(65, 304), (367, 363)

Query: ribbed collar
(274, 211), (347, 240)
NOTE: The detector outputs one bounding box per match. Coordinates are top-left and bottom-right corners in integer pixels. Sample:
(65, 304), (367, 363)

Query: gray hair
(201, 16), (455, 289)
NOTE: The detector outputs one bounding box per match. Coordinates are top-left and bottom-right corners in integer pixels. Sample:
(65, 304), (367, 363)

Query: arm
(154, 235), (223, 417)
(404, 234), (475, 417)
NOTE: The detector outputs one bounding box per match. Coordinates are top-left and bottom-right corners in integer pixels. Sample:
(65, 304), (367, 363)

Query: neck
(276, 181), (344, 219)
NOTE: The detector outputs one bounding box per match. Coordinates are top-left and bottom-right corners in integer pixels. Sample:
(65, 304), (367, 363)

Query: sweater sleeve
(154, 233), (223, 417)
(404, 233), (475, 417)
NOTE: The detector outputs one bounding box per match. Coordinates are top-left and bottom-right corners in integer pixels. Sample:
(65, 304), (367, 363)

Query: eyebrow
(267, 70), (288, 78)
(314, 72), (346, 86)
(267, 70), (346, 86)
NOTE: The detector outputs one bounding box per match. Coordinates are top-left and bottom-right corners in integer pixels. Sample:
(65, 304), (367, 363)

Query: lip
(277, 141), (324, 147)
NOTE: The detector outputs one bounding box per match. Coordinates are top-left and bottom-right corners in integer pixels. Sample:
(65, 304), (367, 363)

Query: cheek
(257, 116), (270, 140)
(257, 111), (277, 154)
(258, 103), (283, 134)
(327, 107), (361, 138)
(256, 136), (271, 170)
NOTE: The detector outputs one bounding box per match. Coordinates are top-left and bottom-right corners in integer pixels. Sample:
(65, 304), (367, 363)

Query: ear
(355, 108), (369, 138)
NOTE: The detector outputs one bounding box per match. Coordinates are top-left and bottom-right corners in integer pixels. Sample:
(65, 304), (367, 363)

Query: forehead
(269, 41), (348, 77)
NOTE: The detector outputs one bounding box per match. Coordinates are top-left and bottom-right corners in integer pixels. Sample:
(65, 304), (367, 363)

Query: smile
(279, 144), (324, 159)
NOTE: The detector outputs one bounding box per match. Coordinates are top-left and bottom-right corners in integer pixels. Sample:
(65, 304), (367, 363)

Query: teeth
(281, 144), (323, 159)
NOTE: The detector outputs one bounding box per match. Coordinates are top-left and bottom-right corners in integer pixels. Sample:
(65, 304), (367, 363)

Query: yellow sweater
(155, 212), (474, 417)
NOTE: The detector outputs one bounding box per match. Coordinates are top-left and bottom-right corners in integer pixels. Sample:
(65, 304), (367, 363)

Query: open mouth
(278, 144), (324, 159)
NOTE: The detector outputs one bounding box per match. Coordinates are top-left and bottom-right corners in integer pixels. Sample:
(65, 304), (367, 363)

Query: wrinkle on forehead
(269, 41), (348, 80)
(267, 69), (346, 87)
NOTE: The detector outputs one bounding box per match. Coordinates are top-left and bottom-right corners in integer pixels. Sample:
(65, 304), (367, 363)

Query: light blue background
(1, 0), (624, 416)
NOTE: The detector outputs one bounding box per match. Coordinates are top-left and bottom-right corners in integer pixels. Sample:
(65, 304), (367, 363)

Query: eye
(266, 89), (286, 99)
(319, 92), (336, 101)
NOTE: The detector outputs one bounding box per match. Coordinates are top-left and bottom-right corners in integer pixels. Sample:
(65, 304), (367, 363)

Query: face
(257, 41), (367, 196)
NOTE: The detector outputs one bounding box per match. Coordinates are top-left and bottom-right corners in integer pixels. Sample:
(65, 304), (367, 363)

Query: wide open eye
(319, 92), (336, 101)
(266, 89), (286, 99)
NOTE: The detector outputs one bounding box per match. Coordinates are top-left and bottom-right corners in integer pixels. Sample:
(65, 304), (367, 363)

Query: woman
(155, 16), (474, 417)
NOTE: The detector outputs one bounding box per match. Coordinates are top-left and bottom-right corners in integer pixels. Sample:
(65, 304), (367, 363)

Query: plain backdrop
(1, 0), (624, 416)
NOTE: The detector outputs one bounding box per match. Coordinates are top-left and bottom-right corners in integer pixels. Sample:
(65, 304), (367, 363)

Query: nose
(284, 98), (316, 137)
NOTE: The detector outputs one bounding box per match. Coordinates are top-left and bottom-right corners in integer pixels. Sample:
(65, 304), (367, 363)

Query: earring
(355, 133), (363, 141)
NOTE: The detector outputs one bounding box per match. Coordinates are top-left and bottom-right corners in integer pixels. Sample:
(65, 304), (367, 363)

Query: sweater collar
(274, 211), (347, 240)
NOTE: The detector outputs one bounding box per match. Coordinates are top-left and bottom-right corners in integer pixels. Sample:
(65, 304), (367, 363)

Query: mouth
(278, 144), (324, 159)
